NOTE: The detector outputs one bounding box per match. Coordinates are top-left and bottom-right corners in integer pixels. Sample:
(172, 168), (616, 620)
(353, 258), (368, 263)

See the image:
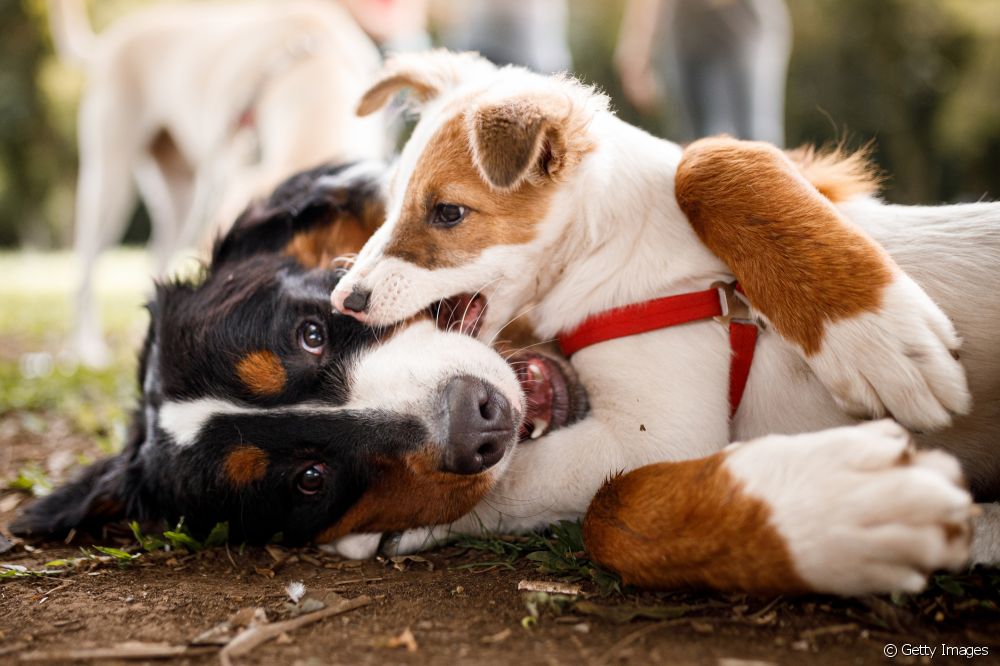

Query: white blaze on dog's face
(332, 51), (605, 339)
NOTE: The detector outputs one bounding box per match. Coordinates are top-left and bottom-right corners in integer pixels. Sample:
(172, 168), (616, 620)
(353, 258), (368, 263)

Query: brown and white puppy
(328, 51), (1000, 592)
(50, 0), (387, 366)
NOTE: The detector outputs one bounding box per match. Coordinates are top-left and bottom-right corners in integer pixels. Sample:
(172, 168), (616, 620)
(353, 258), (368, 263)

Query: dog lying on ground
(12, 148), (992, 594)
(330, 51), (1000, 591)
(50, 0), (387, 366)
(12, 161), (536, 544)
(13, 158), (986, 596)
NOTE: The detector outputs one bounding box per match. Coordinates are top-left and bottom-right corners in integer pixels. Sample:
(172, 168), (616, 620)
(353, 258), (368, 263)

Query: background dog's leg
(132, 154), (179, 275)
(584, 420), (973, 594)
(675, 136), (970, 431)
(72, 93), (140, 367)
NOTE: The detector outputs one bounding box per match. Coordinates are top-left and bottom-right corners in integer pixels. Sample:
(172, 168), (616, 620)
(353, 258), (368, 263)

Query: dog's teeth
(528, 363), (544, 383)
(531, 418), (549, 439)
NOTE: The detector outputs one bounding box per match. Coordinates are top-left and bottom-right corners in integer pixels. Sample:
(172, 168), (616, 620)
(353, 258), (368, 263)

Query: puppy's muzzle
(439, 375), (516, 474)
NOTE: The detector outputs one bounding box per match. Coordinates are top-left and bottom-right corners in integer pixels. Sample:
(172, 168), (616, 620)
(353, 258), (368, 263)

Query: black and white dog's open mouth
(431, 293), (589, 442)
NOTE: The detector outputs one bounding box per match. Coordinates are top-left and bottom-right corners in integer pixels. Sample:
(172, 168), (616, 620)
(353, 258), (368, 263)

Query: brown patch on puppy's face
(383, 112), (556, 270)
(583, 453), (809, 594)
(236, 351), (286, 397)
(224, 445), (269, 487)
(315, 449), (492, 541)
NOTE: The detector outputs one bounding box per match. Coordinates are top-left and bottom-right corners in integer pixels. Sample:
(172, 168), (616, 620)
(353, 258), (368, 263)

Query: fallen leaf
(389, 555), (433, 572)
(230, 607), (268, 628)
(480, 628), (512, 644)
(386, 627), (418, 652)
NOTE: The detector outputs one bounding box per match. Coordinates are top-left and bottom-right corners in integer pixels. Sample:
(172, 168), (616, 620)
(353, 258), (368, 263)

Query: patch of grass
(131, 519), (230, 553)
(6, 463), (53, 497)
(455, 520), (621, 595)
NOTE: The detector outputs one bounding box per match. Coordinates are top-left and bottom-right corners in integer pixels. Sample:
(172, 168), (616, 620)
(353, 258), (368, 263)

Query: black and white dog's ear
(9, 454), (131, 538)
(210, 161), (387, 268)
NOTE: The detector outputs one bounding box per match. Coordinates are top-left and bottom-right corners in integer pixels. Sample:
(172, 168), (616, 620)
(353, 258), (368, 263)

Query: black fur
(12, 162), (432, 544)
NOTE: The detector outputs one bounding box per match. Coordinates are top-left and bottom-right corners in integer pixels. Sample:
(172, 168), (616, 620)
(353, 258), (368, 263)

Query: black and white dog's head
(12, 162), (584, 545)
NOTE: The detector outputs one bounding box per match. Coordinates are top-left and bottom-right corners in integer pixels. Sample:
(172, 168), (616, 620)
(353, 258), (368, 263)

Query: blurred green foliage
(1, 0), (998, 248)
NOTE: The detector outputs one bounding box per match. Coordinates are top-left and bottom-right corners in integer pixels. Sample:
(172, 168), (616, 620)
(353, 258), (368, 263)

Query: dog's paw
(805, 275), (971, 431)
(728, 420), (973, 595)
(318, 527), (447, 560)
(318, 533), (382, 560)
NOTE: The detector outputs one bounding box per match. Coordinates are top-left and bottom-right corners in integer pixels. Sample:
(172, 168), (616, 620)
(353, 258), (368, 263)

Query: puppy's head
(332, 50), (608, 340)
(11, 161), (525, 545)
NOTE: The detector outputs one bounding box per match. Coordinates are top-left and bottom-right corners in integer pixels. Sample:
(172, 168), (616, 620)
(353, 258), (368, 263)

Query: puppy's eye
(430, 203), (467, 228)
(297, 463), (328, 495)
(299, 321), (325, 355)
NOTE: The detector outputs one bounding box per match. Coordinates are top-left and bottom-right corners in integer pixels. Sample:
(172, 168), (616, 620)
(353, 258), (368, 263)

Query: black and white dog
(13, 162), (578, 545)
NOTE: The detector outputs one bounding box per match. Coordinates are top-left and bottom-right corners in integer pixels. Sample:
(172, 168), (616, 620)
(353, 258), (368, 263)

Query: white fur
(160, 322), (521, 454)
(333, 56), (998, 588)
(57, 0), (387, 367)
(725, 420), (971, 595)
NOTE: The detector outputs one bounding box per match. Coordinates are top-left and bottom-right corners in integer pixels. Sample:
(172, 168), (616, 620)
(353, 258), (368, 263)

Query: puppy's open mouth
(430, 293), (588, 442)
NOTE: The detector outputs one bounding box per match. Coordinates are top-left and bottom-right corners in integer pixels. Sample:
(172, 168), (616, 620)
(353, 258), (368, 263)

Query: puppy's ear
(9, 455), (131, 538)
(357, 50), (494, 116)
(467, 93), (594, 191)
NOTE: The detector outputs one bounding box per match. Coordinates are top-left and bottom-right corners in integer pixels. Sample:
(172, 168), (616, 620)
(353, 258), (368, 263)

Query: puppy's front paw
(318, 533), (383, 560)
(729, 420), (973, 595)
(806, 274), (970, 431)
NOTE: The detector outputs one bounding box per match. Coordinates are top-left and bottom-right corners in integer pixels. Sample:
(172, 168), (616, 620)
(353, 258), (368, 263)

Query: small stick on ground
(219, 595), (371, 666)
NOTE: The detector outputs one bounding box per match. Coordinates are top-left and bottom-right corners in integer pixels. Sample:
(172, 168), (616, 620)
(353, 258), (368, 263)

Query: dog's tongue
(514, 357), (555, 441)
(435, 294), (486, 337)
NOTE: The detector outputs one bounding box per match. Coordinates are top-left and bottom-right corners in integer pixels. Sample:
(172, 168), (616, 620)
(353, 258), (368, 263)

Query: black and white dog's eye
(299, 321), (325, 355)
(297, 463), (328, 495)
(430, 203), (468, 228)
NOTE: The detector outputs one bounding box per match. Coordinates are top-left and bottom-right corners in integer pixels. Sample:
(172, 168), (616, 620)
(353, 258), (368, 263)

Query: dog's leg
(132, 154), (180, 275)
(675, 136), (970, 431)
(584, 420), (973, 595)
(72, 93), (140, 367)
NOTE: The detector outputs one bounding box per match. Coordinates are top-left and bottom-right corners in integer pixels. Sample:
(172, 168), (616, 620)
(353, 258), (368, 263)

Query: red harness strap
(557, 284), (759, 418)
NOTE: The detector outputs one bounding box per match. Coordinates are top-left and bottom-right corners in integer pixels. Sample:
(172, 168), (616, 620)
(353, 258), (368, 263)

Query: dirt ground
(1, 256), (999, 665)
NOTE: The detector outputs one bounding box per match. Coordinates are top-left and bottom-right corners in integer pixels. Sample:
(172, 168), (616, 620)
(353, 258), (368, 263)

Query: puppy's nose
(343, 289), (370, 313)
(441, 375), (516, 475)
(332, 287), (370, 320)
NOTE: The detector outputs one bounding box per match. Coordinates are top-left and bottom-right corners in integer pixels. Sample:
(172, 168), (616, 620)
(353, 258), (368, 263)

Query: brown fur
(675, 136), (893, 354)
(236, 350), (286, 397)
(786, 143), (882, 203)
(583, 453), (809, 593)
(468, 95), (593, 191)
(315, 450), (491, 541)
(223, 445), (269, 487)
(382, 112), (561, 269)
(284, 215), (373, 268)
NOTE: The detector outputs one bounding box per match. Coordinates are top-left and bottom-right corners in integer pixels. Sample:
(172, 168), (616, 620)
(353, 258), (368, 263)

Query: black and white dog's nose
(440, 375), (516, 474)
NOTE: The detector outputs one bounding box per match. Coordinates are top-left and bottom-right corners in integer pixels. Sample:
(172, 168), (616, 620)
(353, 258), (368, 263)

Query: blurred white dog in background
(49, 0), (388, 365)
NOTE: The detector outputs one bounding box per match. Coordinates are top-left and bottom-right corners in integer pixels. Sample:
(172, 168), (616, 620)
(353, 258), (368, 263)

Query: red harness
(557, 282), (759, 418)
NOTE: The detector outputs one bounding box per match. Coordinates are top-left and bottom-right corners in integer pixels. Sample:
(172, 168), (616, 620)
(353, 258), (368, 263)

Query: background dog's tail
(48, 0), (95, 66)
